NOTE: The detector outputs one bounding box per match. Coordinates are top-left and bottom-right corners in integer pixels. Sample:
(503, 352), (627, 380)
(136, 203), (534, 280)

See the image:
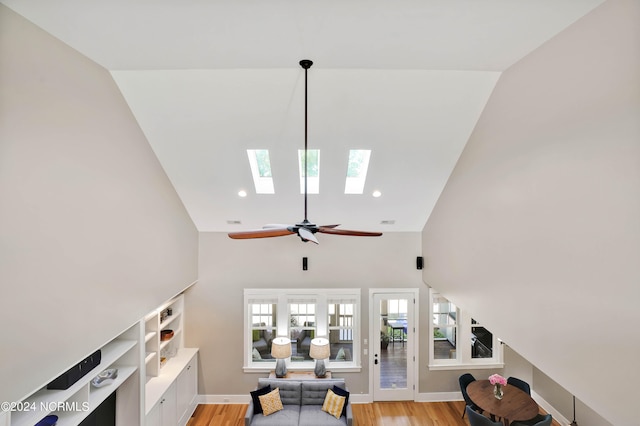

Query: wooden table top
(467, 380), (539, 425)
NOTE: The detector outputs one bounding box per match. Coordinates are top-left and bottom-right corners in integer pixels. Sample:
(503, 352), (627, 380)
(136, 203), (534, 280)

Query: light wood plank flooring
(187, 401), (561, 426)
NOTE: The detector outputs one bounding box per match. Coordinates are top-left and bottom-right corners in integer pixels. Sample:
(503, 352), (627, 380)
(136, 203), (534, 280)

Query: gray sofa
(245, 378), (353, 426)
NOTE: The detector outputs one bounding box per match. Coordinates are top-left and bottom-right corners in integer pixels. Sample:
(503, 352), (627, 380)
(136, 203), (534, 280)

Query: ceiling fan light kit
(228, 59), (382, 244)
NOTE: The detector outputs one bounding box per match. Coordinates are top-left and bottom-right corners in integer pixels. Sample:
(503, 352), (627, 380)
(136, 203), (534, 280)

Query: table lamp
(271, 336), (292, 378)
(309, 337), (330, 378)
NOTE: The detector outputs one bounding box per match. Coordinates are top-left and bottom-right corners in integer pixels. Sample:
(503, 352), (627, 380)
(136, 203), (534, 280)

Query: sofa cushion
(332, 385), (350, 417)
(250, 404), (300, 426)
(322, 389), (346, 419)
(299, 405), (348, 426)
(300, 380), (346, 405)
(259, 388), (284, 416)
(250, 384), (271, 414)
(258, 379), (302, 405)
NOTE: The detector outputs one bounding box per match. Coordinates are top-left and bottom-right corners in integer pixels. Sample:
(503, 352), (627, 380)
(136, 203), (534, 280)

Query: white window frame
(428, 288), (503, 370)
(244, 289), (361, 372)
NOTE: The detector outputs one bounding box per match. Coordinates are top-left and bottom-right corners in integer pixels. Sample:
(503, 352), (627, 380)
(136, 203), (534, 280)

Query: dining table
(466, 379), (540, 426)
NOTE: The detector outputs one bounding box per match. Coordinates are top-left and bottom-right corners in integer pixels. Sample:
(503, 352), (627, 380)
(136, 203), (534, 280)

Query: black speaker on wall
(302, 257), (308, 271)
(416, 256), (424, 270)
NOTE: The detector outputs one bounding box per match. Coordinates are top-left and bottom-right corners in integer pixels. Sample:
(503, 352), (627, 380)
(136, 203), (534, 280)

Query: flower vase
(494, 383), (503, 400)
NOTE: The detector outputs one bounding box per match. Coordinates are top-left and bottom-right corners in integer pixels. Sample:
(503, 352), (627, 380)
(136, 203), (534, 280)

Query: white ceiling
(2, 0), (604, 233)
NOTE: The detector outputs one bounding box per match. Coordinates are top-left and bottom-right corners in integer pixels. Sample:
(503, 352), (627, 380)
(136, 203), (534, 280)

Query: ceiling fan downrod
(300, 59), (312, 222)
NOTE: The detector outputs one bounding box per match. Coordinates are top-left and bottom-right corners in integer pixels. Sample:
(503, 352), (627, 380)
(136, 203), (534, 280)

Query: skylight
(298, 149), (320, 194)
(344, 149), (371, 194)
(247, 149), (274, 194)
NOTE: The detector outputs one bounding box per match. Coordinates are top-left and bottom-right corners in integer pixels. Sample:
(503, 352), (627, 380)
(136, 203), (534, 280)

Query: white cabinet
(145, 294), (198, 426)
(147, 382), (177, 426)
(176, 354), (198, 426)
(145, 350), (198, 426)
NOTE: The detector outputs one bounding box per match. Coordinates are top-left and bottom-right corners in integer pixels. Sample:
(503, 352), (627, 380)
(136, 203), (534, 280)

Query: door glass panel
(379, 298), (408, 389)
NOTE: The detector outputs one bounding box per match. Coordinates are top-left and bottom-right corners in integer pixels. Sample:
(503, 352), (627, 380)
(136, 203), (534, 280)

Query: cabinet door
(176, 354), (198, 425)
(161, 382), (178, 426)
(146, 400), (161, 426)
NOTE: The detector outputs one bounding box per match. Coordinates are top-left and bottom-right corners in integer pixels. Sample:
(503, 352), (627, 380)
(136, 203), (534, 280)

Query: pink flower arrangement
(489, 374), (507, 386)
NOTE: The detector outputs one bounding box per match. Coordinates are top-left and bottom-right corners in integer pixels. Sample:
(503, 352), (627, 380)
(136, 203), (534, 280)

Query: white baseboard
(531, 391), (570, 426)
(416, 391), (463, 402)
(348, 394), (372, 404)
(198, 394), (250, 404)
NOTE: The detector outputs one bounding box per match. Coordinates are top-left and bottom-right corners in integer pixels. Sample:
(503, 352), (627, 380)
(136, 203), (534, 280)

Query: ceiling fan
(228, 59), (382, 244)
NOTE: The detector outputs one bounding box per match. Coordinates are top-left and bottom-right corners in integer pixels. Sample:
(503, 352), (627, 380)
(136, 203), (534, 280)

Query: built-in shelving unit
(8, 323), (140, 426)
(5, 288), (198, 426)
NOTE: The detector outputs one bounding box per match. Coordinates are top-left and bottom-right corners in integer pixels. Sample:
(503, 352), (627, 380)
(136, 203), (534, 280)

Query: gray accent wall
(421, 1), (639, 424)
(0, 5), (198, 404)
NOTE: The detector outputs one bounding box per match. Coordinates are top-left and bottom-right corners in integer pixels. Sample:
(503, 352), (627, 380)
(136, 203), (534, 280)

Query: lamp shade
(309, 337), (330, 359)
(271, 336), (292, 359)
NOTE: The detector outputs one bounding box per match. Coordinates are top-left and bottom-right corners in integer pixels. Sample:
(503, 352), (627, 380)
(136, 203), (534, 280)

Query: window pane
(289, 302), (316, 362)
(250, 303), (277, 363)
(432, 296), (456, 360)
(328, 303), (354, 363)
(472, 324), (493, 359)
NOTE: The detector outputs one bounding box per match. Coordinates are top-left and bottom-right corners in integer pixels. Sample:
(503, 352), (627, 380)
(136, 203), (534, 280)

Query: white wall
(422, 1), (639, 424)
(0, 6), (198, 404)
(188, 232), (425, 396)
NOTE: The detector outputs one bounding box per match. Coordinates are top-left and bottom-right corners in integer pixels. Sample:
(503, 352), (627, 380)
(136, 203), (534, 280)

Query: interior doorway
(370, 289), (418, 401)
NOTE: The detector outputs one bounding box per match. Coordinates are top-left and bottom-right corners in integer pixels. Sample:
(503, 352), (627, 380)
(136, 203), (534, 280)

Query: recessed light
(238, 190), (247, 197)
(227, 220), (242, 225)
(372, 190), (382, 198)
(380, 220), (395, 225)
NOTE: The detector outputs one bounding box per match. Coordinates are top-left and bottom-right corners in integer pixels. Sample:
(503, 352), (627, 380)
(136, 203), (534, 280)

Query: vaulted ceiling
(2, 0), (604, 233)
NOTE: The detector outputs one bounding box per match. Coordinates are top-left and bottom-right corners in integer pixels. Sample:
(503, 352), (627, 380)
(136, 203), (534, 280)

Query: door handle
(374, 353), (378, 364)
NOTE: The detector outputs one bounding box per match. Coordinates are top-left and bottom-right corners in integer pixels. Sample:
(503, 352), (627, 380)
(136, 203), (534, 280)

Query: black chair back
(507, 376), (531, 395)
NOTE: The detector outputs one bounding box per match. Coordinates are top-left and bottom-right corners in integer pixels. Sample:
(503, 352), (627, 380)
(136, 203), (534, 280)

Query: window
(432, 295), (457, 360)
(247, 149), (274, 194)
(327, 298), (356, 364)
(429, 289), (503, 369)
(244, 289), (360, 371)
(248, 298), (278, 363)
(298, 149), (320, 194)
(289, 299), (316, 364)
(344, 149), (371, 194)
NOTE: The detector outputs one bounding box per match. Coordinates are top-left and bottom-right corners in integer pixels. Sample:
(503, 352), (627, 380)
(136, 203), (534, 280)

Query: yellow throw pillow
(322, 388), (346, 419)
(258, 388), (284, 416)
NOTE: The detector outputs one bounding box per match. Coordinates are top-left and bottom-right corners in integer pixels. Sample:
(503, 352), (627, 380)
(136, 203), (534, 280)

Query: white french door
(370, 290), (418, 401)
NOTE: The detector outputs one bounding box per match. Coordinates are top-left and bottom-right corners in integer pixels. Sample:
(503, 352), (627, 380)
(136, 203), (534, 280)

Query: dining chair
(511, 413), (553, 426)
(459, 373), (483, 418)
(507, 376), (531, 395)
(466, 406), (503, 426)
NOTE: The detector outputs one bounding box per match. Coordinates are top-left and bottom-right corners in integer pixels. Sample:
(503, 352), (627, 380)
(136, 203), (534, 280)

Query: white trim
(368, 288), (420, 402)
(415, 392), (463, 402)
(427, 362), (505, 371)
(348, 394), (373, 404)
(198, 394), (251, 404)
(531, 390), (571, 426)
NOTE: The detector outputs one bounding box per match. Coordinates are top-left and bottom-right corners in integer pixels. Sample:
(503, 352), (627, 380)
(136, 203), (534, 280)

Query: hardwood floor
(187, 401), (561, 426)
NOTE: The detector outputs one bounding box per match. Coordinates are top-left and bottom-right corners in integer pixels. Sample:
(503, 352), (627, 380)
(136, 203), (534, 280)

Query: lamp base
(275, 358), (287, 378)
(314, 359), (326, 378)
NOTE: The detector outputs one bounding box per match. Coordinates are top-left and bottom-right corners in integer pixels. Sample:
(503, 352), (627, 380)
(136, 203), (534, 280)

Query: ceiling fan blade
(318, 227), (383, 237)
(298, 227), (319, 244)
(319, 224), (340, 229)
(228, 228), (295, 239)
(263, 224), (291, 229)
